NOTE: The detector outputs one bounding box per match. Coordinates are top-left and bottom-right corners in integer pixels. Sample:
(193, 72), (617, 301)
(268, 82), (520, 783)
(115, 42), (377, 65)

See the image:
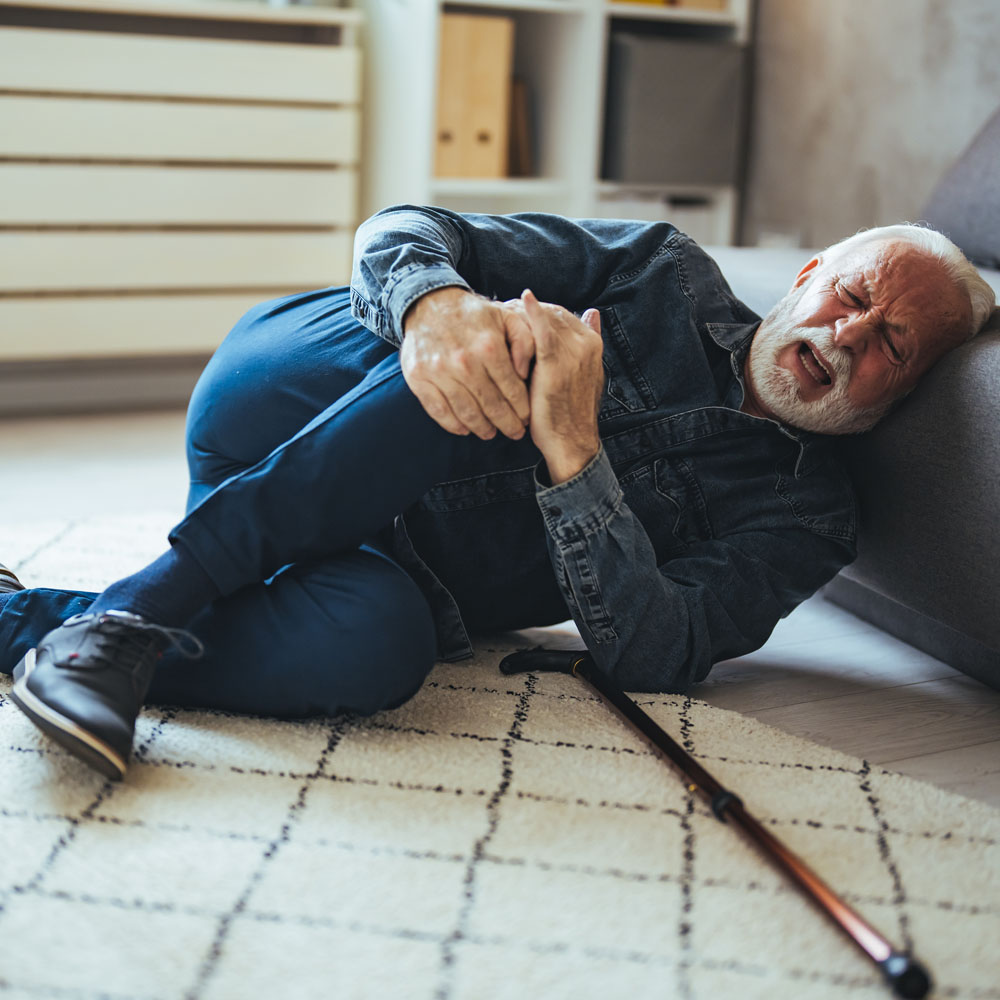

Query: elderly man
(2, 206), (994, 780)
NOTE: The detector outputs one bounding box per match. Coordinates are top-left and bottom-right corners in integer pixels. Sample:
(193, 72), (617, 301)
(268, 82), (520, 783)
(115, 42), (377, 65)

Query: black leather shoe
(10, 610), (202, 780)
(0, 562), (24, 594)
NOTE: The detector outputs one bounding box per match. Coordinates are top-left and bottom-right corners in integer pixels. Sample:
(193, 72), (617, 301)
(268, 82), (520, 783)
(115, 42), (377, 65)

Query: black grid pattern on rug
(1, 518), (999, 1000)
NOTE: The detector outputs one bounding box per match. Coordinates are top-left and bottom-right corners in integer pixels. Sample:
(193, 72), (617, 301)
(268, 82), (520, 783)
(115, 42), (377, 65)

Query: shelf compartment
(595, 183), (736, 244)
(431, 177), (568, 197)
(603, 1), (738, 26)
(443, 0), (585, 14)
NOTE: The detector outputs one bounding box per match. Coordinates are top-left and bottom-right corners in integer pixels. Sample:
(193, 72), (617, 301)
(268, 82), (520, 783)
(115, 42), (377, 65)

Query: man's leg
(2, 547), (436, 720)
(88, 290), (481, 624)
(7, 287), (475, 776)
(182, 285), (399, 513)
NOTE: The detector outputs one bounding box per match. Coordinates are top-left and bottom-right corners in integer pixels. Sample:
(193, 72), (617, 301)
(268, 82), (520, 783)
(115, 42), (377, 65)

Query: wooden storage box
(434, 13), (514, 179)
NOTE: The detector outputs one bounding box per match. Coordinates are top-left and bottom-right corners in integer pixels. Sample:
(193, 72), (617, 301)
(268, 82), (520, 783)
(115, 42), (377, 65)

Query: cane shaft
(571, 656), (736, 816)
(725, 800), (892, 962)
(571, 656), (895, 965)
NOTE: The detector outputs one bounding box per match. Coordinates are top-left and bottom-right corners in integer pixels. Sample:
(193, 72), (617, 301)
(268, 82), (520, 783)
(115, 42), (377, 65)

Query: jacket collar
(705, 320), (759, 360)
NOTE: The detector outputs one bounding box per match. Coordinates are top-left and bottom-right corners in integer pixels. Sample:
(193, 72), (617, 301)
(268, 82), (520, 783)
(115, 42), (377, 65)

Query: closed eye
(883, 331), (904, 364)
(836, 281), (866, 309)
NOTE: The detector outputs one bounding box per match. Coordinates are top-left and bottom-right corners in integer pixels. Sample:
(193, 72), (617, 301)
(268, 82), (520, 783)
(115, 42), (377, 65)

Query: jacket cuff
(534, 445), (623, 544)
(384, 262), (471, 343)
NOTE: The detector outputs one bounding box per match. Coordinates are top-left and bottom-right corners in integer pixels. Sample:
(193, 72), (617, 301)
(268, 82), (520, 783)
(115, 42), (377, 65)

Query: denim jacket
(350, 206), (857, 692)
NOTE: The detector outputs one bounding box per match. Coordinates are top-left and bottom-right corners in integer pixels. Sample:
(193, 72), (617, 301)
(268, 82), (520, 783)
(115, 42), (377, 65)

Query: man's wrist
(535, 445), (622, 538)
(544, 440), (601, 485)
(403, 285), (476, 336)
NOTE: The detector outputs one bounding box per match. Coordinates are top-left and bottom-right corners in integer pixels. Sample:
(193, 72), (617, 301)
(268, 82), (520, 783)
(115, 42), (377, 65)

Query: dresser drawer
(0, 96), (360, 164)
(0, 163), (357, 226)
(0, 232), (352, 292)
(0, 25), (360, 104)
(0, 294), (277, 359)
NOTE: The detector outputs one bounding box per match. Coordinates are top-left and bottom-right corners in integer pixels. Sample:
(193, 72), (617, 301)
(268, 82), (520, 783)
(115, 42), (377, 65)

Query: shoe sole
(10, 649), (127, 781)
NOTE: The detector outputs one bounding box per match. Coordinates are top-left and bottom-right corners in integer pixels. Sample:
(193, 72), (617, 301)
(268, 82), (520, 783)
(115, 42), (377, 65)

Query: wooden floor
(2, 410), (998, 809)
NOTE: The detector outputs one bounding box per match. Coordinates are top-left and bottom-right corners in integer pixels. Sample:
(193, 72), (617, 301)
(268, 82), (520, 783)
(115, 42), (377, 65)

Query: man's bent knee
(281, 552), (438, 718)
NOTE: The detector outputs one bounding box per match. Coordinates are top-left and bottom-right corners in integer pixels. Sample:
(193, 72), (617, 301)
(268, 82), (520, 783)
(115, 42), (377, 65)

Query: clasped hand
(401, 287), (604, 483)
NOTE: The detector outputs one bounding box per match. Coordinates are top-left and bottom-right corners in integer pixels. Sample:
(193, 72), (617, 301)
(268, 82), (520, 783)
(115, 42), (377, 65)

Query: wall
(744, 0), (1000, 248)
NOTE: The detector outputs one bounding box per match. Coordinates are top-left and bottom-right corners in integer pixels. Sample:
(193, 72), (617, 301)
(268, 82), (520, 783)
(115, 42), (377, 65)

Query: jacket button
(550, 506), (562, 518)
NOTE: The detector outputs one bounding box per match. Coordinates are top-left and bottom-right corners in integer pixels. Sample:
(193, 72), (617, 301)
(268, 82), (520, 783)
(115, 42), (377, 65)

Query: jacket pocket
(618, 455), (714, 559)
(598, 306), (658, 416)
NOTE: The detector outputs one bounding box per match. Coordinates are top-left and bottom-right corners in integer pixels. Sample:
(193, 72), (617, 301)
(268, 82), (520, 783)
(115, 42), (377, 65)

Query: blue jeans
(1, 288), (485, 717)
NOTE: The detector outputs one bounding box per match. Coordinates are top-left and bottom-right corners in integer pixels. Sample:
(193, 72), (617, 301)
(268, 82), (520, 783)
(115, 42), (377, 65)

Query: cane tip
(880, 953), (931, 999)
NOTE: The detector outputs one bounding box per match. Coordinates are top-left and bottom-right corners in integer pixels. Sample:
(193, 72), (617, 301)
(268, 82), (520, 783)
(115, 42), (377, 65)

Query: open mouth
(798, 341), (833, 387)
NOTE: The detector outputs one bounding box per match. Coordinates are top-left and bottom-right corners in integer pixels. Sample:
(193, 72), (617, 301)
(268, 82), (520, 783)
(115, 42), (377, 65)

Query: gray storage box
(602, 34), (746, 186)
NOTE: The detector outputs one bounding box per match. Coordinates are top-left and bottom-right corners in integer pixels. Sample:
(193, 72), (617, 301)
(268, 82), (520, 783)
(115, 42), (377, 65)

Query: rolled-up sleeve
(350, 207), (471, 346)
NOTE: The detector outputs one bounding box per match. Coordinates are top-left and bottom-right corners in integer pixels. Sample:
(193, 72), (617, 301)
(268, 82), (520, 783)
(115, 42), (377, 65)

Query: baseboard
(823, 574), (1000, 691)
(0, 356), (208, 417)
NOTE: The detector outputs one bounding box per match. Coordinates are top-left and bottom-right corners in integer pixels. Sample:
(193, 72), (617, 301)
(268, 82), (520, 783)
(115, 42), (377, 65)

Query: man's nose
(832, 315), (872, 354)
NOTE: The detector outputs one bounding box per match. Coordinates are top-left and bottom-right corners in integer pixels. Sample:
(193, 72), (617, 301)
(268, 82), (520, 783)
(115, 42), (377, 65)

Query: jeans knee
(183, 302), (296, 488)
(331, 573), (438, 716)
(280, 554), (438, 718)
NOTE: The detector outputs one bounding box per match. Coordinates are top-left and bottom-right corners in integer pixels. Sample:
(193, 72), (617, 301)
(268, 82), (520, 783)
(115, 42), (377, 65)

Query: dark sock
(89, 543), (221, 628)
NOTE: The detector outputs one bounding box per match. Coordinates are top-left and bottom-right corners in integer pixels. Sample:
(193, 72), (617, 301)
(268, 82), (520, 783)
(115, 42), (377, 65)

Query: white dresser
(0, 0), (361, 409)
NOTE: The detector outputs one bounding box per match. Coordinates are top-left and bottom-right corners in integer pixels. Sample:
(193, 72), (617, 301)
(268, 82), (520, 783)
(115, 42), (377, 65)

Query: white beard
(747, 298), (892, 435)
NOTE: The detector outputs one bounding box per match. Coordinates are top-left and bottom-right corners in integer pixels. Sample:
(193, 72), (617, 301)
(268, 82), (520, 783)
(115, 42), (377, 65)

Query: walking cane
(499, 648), (932, 999)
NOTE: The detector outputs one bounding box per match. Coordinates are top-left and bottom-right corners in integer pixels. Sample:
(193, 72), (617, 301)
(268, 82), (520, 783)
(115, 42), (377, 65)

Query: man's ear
(792, 255), (822, 290)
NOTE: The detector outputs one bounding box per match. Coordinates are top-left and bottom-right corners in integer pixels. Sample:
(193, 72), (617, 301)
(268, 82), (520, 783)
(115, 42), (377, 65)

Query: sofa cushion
(701, 245), (806, 319)
(922, 106), (1000, 269)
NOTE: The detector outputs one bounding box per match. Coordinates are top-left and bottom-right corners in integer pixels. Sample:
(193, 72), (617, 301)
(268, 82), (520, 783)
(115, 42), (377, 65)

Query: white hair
(822, 224), (996, 342)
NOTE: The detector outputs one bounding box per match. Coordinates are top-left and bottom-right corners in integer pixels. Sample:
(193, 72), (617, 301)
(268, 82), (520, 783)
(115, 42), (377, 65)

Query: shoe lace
(92, 613), (205, 671)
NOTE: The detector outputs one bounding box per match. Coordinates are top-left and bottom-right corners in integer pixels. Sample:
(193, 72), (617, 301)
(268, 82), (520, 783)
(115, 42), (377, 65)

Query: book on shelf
(508, 76), (534, 178)
(435, 13), (515, 179)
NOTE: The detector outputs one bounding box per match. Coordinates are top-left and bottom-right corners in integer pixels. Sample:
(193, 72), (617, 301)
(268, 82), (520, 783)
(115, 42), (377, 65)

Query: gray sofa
(704, 107), (1000, 690)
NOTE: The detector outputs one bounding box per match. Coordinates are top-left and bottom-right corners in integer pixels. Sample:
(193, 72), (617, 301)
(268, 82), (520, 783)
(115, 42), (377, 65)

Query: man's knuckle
(409, 351), (432, 373)
(453, 398), (479, 422)
(452, 350), (474, 375)
(482, 397), (509, 422)
(494, 369), (522, 393)
(420, 396), (447, 420)
(410, 360), (433, 383)
(477, 337), (500, 360)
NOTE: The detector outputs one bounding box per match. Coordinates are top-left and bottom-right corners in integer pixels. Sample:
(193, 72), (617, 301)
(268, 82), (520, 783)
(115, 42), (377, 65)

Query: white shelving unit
(358, 0), (752, 244)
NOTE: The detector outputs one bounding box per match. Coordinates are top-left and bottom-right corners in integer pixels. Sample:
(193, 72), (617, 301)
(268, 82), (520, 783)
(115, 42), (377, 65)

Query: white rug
(1, 516), (998, 1000)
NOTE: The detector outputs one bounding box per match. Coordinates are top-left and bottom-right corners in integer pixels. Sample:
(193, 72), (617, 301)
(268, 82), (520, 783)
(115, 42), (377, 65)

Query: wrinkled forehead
(829, 239), (971, 344)
(827, 237), (924, 279)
